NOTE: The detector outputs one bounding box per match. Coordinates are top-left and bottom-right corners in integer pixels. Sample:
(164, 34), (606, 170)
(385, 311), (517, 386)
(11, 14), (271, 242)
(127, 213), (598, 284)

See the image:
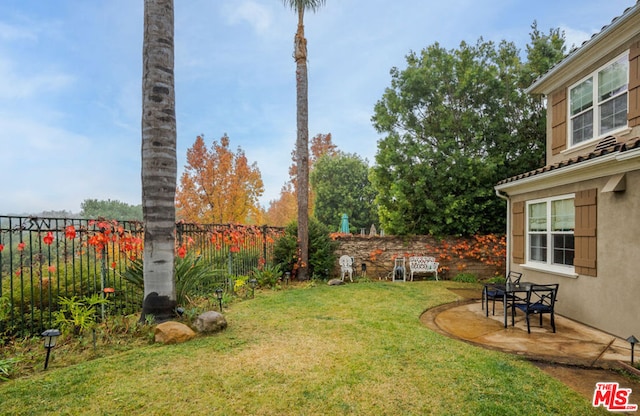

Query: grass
(0, 281), (608, 415)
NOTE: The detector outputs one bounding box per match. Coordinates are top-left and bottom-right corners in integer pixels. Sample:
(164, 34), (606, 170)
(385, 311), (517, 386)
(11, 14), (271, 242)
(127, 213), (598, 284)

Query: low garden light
(361, 263), (367, 278)
(284, 272), (290, 286)
(627, 335), (638, 365)
(41, 329), (61, 370)
(215, 287), (224, 312)
(248, 278), (257, 298)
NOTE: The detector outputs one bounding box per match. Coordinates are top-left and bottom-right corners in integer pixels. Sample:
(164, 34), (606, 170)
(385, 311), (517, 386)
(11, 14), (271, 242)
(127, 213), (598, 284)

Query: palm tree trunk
(294, 15), (310, 280)
(141, 0), (177, 322)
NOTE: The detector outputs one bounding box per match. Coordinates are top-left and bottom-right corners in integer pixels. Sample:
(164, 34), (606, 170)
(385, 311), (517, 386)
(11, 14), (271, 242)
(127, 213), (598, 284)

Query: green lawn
(0, 281), (607, 415)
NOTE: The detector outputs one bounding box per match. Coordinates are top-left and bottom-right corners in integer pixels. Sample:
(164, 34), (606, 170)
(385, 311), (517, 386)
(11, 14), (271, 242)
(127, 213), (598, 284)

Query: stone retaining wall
(333, 235), (503, 281)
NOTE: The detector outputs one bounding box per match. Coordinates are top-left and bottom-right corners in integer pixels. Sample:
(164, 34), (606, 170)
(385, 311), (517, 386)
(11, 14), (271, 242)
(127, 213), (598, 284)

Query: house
(495, 2), (640, 339)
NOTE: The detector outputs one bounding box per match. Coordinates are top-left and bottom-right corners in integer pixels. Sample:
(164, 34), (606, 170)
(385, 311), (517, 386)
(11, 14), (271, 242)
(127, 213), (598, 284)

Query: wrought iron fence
(0, 216), (284, 337)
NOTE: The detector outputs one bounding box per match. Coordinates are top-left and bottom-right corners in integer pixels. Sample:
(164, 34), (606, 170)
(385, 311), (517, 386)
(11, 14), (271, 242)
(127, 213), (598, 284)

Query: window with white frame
(527, 196), (575, 267)
(569, 53), (628, 146)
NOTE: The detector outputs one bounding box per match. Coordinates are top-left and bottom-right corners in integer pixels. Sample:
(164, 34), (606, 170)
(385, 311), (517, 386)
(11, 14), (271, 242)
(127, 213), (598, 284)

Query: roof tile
(497, 137), (640, 185)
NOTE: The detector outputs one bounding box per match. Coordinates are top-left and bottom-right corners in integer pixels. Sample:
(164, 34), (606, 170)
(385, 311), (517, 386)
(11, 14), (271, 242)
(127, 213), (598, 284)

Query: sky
(0, 0), (636, 215)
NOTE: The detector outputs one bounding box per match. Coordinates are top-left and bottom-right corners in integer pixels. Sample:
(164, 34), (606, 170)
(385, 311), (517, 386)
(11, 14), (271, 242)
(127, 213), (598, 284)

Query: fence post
(176, 222), (183, 246)
(262, 225), (268, 265)
(100, 235), (108, 320)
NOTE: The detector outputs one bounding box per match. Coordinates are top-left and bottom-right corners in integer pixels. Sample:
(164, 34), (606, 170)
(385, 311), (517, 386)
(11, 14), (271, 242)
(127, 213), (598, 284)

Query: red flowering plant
(2, 216), (284, 336)
(423, 234), (506, 278)
(73, 220), (144, 303)
(13, 241), (26, 278)
(42, 230), (56, 276)
(365, 234), (506, 280)
(85, 220), (143, 261)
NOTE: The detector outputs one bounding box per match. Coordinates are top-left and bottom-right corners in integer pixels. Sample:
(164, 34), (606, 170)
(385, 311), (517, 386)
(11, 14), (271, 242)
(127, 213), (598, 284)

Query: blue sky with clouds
(0, 0), (635, 215)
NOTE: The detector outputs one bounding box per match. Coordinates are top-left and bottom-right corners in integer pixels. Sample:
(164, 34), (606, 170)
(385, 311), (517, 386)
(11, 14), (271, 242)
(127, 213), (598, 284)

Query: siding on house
(548, 40), (640, 161)
(498, 3), (640, 339)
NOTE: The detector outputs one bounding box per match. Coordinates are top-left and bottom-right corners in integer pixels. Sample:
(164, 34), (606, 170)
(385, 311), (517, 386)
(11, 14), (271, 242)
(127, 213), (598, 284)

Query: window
(569, 54), (628, 146)
(527, 196), (575, 268)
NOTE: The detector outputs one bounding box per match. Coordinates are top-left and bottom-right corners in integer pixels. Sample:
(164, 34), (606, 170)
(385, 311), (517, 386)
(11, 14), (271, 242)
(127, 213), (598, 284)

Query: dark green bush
(452, 272), (479, 283)
(273, 219), (338, 280)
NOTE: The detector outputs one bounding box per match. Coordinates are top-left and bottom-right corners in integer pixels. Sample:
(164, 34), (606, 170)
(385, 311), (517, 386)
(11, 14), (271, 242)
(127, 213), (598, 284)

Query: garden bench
(408, 256), (439, 281)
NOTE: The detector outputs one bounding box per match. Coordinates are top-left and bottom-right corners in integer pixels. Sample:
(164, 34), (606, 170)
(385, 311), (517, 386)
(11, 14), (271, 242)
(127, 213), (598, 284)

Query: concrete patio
(421, 290), (634, 369)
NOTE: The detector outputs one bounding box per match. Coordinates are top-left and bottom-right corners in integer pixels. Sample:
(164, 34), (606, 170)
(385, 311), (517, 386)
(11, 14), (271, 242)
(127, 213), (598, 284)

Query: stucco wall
(333, 235), (503, 280)
(509, 169), (640, 339)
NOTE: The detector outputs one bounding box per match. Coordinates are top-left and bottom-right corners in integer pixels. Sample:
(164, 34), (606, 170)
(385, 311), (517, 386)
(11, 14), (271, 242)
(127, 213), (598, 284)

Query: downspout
(495, 189), (510, 274)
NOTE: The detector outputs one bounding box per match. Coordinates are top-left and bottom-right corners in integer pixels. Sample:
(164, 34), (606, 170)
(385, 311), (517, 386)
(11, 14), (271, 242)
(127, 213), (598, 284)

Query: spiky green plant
(251, 264), (282, 288)
(53, 294), (109, 335)
(121, 252), (217, 306)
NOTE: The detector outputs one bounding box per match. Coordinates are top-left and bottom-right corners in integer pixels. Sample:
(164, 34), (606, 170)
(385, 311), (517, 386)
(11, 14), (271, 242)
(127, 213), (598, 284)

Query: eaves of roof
(526, 1), (640, 95)
(495, 137), (640, 190)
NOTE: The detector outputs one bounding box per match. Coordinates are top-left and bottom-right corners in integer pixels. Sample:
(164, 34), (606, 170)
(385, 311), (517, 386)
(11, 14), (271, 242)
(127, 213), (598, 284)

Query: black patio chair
(482, 271), (522, 317)
(511, 283), (559, 333)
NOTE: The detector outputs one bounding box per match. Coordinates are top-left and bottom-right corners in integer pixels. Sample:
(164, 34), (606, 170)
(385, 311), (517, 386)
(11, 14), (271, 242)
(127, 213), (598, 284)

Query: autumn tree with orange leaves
(176, 134), (264, 224)
(265, 133), (337, 226)
(264, 182), (297, 226)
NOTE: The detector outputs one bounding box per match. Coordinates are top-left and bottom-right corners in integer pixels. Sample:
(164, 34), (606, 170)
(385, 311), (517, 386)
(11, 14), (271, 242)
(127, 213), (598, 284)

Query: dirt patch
(533, 362), (640, 412)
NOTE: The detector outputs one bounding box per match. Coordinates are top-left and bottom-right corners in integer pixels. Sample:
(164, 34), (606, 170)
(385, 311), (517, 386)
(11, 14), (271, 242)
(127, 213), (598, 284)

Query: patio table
(500, 282), (534, 328)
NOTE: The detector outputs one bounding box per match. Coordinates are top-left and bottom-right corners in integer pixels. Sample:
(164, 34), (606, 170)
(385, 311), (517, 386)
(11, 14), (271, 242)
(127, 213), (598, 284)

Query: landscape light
(626, 335), (639, 365)
(249, 278), (257, 298)
(215, 287), (224, 312)
(41, 329), (61, 370)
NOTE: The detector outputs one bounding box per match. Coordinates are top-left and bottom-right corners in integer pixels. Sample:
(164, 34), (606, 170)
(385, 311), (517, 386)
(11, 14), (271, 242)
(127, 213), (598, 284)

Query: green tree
(371, 30), (565, 236)
(80, 199), (143, 221)
(281, 0), (326, 280)
(140, 0), (177, 322)
(273, 218), (338, 279)
(310, 152), (377, 232)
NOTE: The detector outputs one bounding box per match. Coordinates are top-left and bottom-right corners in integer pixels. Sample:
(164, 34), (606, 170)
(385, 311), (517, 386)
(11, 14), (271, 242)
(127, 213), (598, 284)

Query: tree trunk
(141, 0), (177, 322)
(294, 16), (310, 280)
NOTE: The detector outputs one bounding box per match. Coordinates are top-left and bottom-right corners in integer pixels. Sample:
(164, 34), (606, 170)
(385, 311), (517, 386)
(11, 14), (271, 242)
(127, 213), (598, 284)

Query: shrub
(251, 264), (282, 288)
(452, 273), (478, 283)
(53, 294), (109, 336)
(485, 275), (504, 284)
(273, 219), (338, 279)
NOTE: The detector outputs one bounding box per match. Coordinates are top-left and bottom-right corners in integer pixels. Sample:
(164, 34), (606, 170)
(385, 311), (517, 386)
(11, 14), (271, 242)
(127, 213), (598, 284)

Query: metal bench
(408, 256), (439, 281)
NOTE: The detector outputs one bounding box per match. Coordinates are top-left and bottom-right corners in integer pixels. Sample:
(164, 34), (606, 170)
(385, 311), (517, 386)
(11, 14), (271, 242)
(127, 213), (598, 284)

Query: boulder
(327, 278), (345, 286)
(154, 321), (196, 344)
(193, 311), (228, 334)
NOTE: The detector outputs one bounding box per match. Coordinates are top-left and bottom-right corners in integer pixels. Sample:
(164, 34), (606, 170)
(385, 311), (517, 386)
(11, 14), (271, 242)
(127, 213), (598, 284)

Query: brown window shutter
(512, 201), (525, 264)
(550, 88), (568, 155)
(628, 41), (640, 127)
(574, 189), (597, 276)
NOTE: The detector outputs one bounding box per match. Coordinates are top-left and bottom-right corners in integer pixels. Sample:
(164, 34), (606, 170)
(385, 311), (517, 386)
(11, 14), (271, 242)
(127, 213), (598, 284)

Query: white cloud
(0, 59), (73, 100)
(560, 26), (593, 50)
(0, 115), (140, 214)
(1, 0), (636, 216)
(0, 21), (37, 41)
(223, 0), (274, 35)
